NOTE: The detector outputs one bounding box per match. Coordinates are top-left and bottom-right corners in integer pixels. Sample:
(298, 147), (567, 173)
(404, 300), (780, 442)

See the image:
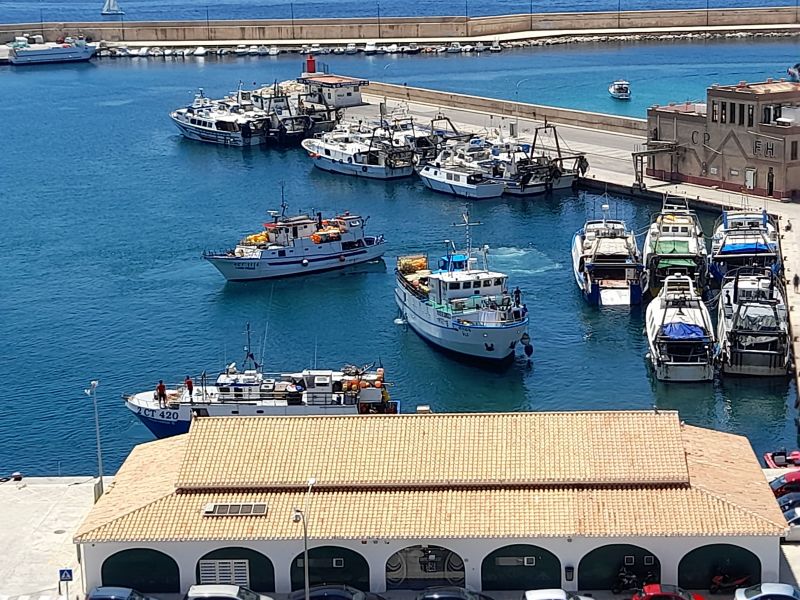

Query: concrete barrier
(1, 6), (799, 44)
(365, 81), (647, 136)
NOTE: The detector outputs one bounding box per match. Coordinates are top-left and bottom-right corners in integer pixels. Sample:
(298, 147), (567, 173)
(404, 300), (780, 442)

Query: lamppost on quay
(290, 3), (295, 39)
(377, 2), (381, 39)
(84, 380), (104, 495)
(292, 477), (317, 600)
(514, 77), (529, 133)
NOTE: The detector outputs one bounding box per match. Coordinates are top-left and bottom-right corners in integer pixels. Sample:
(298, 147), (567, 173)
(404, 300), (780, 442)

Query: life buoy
(302, 259), (309, 267)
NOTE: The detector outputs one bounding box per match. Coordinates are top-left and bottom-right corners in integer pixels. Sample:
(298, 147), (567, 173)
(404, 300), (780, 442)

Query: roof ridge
(73, 487), (175, 543)
(692, 483), (788, 533)
(193, 410), (679, 420)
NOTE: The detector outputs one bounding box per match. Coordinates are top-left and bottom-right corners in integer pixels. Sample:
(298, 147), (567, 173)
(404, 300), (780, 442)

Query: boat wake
(488, 246), (560, 275)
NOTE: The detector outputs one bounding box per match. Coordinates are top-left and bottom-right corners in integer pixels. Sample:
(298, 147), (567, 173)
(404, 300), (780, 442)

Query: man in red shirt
(156, 380), (167, 408)
(184, 375), (194, 398)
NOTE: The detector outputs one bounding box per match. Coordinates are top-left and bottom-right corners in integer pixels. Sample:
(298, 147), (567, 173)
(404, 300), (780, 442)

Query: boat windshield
(770, 476), (788, 491)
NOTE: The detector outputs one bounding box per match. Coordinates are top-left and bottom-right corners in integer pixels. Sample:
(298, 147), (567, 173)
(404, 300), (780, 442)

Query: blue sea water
(0, 38), (798, 477)
(0, 0), (792, 24)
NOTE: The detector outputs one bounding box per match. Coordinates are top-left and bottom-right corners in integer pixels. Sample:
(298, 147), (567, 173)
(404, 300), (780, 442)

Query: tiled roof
(74, 412), (787, 543)
(177, 411), (689, 489)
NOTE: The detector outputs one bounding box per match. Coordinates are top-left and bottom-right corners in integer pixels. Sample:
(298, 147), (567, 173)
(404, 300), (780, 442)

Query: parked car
(632, 584), (704, 600)
(185, 584), (274, 600)
(734, 584), (800, 600)
(778, 492), (800, 512)
(288, 585), (386, 600)
(415, 588), (494, 600)
(87, 588), (157, 600)
(770, 471), (800, 497)
(523, 590), (592, 600)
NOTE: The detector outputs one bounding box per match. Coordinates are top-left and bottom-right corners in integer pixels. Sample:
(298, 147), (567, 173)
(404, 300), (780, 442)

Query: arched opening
(102, 548), (180, 593)
(481, 544), (561, 591)
(196, 547), (275, 592)
(290, 546), (369, 590)
(678, 544), (761, 590)
(386, 545), (465, 590)
(578, 544), (660, 590)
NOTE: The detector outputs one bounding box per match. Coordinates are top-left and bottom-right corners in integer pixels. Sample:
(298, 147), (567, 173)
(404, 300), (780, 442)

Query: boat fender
(339, 255), (345, 262)
(524, 343), (534, 357)
(302, 259), (309, 266)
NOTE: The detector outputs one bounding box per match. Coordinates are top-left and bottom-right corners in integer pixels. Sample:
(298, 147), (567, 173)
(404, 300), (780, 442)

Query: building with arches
(74, 411), (786, 595)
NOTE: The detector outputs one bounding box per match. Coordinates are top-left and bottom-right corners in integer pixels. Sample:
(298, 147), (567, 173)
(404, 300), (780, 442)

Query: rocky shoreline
(519, 29), (800, 47)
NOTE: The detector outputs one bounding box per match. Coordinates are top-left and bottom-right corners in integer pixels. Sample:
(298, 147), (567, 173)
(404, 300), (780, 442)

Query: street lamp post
(617, 0), (621, 29)
(290, 3), (295, 40)
(377, 2), (381, 39)
(206, 6), (211, 40)
(292, 478), (317, 600)
(84, 380), (104, 495)
(529, 0), (533, 32)
(514, 78), (529, 132)
(706, 0), (710, 27)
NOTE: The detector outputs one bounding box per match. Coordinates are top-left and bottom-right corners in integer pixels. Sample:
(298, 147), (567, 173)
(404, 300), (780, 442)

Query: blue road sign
(59, 569), (73, 582)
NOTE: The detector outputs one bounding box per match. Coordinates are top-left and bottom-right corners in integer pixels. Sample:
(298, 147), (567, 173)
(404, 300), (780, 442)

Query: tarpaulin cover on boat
(719, 242), (773, 254)
(661, 322), (707, 339)
(653, 240), (697, 267)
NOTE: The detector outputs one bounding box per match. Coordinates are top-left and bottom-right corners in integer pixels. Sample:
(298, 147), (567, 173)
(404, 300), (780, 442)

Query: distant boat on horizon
(101, 0), (124, 16)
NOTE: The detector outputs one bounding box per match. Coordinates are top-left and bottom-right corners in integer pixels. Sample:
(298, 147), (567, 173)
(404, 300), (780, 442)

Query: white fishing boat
(642, 197), (708, 299)
(364, 41), (377, 55)
(395, 214), (532, 362)
(8, 36), (96, 65)
(301, 125), (415, 179)
(169, 89), (271, 146)
(475, 42), (486, 52)
(710, 209), (781, 283)
(101, 0), (124, 15)
(645, 275), (715, 382)
(571, 205), (644, 306)
(609, 79), (631, 100)
(717, 269), (790, 376)
(251, 84), (315, 144)
(124, 326), (398, 439)
(203, 202), (386, 281)
(489, 40), (502, 52)
(417, 146), (504, 198)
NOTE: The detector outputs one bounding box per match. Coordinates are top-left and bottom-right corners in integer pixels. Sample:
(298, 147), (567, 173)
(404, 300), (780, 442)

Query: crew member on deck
(156, 380), (167, 408)
(184, 375), (194, 398)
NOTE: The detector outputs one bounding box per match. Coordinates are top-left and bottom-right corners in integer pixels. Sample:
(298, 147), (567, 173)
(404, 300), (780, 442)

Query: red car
(771, 471), (800, 497)
(633, 584), (705, 600)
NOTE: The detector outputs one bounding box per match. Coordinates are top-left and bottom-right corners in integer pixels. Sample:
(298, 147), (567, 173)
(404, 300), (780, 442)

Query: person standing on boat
(184, 375), (194, 399)
(156, 380), (167, 408)
(513, 286), (522, 307)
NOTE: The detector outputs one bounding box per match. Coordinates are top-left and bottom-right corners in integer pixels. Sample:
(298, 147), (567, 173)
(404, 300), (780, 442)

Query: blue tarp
(719, 242), (772, 255)
(661, 322), (707, 340)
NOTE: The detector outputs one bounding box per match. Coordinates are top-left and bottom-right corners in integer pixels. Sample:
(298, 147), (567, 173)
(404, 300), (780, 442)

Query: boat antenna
(453, 207), (482, 263)
(601, 203), (610, 224)
(260, 285), (274, 368)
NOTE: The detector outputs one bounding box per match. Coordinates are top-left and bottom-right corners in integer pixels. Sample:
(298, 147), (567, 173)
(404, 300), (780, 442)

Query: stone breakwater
(514, 30), (800, 47)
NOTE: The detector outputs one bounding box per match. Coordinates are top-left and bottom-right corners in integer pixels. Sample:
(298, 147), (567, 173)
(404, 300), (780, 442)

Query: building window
(747, 104), (754, 127)
(763, 106), (771, 124)
(729, 102), (736, 124)
(198, 560), (250, 587)
(720, 102), (727, 124)
(711, 101), (719, 122)
(792, 141), (798, 160)
(739, 104), (745, 126)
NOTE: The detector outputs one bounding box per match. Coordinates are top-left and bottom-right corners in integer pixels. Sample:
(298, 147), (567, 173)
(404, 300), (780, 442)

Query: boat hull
(205, 242), (386, 281)
(308, 154), (413, 179)
(418, 172), (505, 199)
(720, 349), (790, 377)
(395, 287), (528, 361)
(649, 359), (714, 382)
(10, 46), (95, 65)
(571, 232), (643, 306)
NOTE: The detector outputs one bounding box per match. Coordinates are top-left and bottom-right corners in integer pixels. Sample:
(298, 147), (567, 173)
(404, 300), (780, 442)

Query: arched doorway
(482, 544), (561, 590)
(290, 546), (369, 590)
(102, 548), (180, 593)
(578, 544), (660, 590)
(196, 547), (275, 592)
(678, 544), (761, 589)
(386, 545), (465, 590)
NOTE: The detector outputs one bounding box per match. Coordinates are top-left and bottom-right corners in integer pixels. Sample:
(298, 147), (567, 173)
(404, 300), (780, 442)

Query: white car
(524, 590), (594, 600)
(734, 584), (800, 600)
(186, 585), (274, 600)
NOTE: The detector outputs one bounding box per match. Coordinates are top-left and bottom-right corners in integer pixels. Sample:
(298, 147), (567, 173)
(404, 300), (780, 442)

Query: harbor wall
(2, 6), (800, 43)
(365, 81), (648, 136)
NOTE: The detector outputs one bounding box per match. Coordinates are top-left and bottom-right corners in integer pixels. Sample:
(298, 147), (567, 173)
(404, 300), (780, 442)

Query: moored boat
(717, 269), (791, 376)
(203, 202), (386, 281)
(645, 275), (715, 382)
(765, 449), (800, 468)
(571, 205), (643, 306)
(394, 213), (532, 362)
(710, 209), (781, 283)
(9, 36), (96, 65)
(169, 89), (271, 146)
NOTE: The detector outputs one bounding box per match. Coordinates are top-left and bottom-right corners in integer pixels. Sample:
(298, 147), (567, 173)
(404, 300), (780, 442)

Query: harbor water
(0, 38), (797, 476)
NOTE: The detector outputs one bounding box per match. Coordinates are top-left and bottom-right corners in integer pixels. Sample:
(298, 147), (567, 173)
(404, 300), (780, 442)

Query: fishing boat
(717, 269), (790, 376)
(765, 449), (800, 468)
(395, 213), (532, 362)
(642, 197), (708, 299)
(124, 326), (398, 439)
(251, 84), (315, 144)
(169, 89), (271, 146)
(709, 209), (781, 283)
(8, 36), (96, 65)
(417, 162), (504, 199)
(301, 125), (415, 179)
(489, 40), (502, 52)
(571, 205), (643, 306)
(204, 199), (386, 281)
(101, 0), (124, 15)
(609, 79), (631, 100)
(645, 275), (715, 382)
(789, 63), (800, 82)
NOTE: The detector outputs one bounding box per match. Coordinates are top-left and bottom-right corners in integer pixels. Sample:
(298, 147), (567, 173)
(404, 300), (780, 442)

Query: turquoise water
(0, 39), (797, 476)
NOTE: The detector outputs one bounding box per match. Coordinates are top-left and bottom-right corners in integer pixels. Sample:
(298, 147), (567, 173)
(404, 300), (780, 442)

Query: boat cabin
(296, 74), (369, 108)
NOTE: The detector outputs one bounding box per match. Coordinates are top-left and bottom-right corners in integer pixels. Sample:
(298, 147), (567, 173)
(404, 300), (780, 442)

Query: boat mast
(453, 209), (483, 270)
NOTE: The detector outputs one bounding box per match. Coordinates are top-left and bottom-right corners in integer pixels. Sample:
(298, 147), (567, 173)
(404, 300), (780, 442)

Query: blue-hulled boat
(710, 209), (781, 283)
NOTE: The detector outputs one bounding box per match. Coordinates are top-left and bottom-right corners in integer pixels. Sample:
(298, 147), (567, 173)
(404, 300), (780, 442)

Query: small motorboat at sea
(571, 204), (643, 306)
(609, 79), (631, 100)
(710, 209), (781, 283)
(203, 201), (386, 280)
(642, 197), (708, 299)
(765, 449), (800, 468)
(717, 269), (790, 376)
(124, 325), (398, 439)
(394, 213), (532, 362)
(645, 275), (715, 382)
